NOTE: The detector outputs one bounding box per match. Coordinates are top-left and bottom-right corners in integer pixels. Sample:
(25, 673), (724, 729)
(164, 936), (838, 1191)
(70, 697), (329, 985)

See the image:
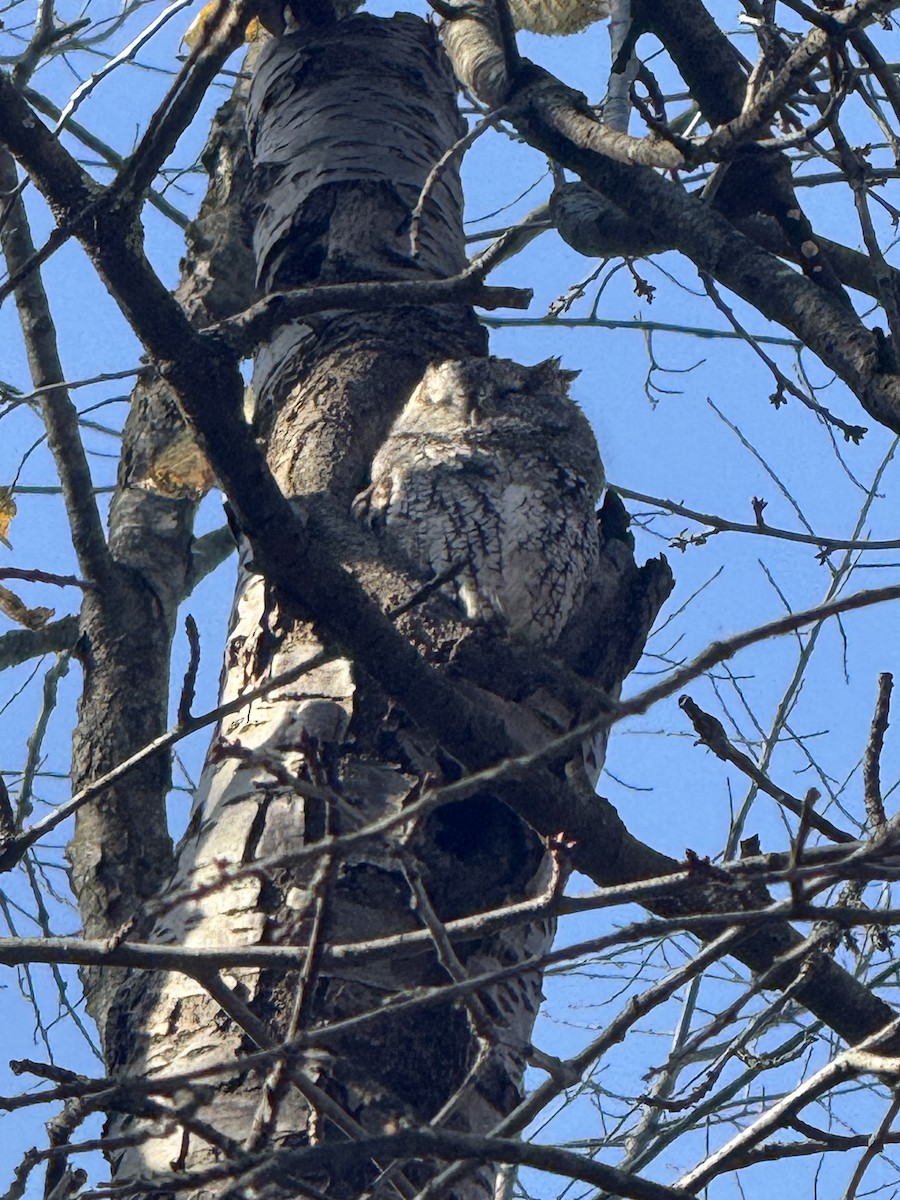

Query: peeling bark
(99, 17), (665, 1199)
(68, 69), (259, 1035)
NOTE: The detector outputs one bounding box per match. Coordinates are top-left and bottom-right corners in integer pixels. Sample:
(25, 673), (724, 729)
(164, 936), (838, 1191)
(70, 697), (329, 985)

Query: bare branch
(697, 0), (900, 161)
(676, 1017), (900, 1193)
(0, 148), (112, 585)
(0, 618), (79, 669)
(678, 695), (856, 843)
(843, 1093), (900, 1200)
(215, 270), (532, 354)
(863, 672), (893, 832)
(613, 483), (900, 554)
(111, 0), (251, 206)
(699, 270), (866, 441)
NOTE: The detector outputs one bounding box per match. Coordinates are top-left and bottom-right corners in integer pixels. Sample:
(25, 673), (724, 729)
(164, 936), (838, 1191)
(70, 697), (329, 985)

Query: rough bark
(98, 17), (667, 1199)
(67, 66), (260, 1035)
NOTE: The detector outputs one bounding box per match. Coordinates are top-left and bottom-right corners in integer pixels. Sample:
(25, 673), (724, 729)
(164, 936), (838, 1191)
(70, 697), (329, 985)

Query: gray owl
(353, 357), (604, 645)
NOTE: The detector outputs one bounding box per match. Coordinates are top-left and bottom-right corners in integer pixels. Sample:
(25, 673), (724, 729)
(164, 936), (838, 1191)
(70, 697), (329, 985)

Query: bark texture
(98, 16), (666, 1200)
(67, 64), (260, 1034)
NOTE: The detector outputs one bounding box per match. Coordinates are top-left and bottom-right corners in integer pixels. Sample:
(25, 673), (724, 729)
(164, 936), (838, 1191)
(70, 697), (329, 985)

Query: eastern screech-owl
(354, 357), (604, 645)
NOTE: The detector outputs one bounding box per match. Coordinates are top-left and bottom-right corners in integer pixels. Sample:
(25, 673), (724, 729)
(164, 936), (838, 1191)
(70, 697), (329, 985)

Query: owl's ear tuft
(533, 357), (579, 388)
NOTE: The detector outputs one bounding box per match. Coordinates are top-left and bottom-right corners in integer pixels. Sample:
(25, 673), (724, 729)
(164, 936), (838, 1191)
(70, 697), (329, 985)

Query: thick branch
(699, 0), (898, 159)
(0, 617), (79, 668)
(507, 66), (900, 431)
(217, 272), (531, 352)
(552, 183), (900, 304)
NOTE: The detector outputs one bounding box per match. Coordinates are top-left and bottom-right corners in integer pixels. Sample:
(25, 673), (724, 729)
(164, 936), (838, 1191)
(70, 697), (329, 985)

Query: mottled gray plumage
(354, 357), (604, 645)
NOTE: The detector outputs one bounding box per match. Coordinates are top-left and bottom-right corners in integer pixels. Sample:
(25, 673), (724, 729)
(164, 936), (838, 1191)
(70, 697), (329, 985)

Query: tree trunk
(83, 16), (667, 1199)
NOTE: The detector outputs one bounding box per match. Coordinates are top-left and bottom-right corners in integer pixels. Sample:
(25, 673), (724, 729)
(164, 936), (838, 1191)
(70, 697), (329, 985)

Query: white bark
(98, 16), (657, 1200)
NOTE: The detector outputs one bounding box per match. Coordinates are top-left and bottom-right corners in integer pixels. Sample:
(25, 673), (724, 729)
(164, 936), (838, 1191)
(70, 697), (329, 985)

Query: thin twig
(0, 568), (91, 589)
(414, 926), (746, 1200)
(177, 614), (201, 726)
(842, 1093), (900, 1200)
(679, 695), (855, 843)
(832, 120), (900, 347)
(612, 483), (900, 553)
(53, 0), (195, 133)
(243, 855), (333, 1153)
(410, 108), (509, 257)
(15, 654), (71, 828)
(700, 270), (866, 442)
(482, 315), (803, 347)
(676, 1017), (900, 1193)
(849, 26), (900, 133)
(696, 0), (896, 161)
(863, 672), (893, 832)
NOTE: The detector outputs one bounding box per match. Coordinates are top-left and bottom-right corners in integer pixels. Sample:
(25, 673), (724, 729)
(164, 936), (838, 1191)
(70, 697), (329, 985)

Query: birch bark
(80, 16), (665, 1199)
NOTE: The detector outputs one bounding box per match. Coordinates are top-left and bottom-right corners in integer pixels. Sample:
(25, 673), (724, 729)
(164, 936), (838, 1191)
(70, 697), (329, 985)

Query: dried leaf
(0, 487), (16, 549)
(182, 2), (218, 50)
(182, 3), (263, 49)
(142, 429), (216, 500)
(0, 583), (53, 629)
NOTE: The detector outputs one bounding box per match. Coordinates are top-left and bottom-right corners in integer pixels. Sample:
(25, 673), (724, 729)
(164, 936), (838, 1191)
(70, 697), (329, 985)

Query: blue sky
(2, 0), (900, 1193)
